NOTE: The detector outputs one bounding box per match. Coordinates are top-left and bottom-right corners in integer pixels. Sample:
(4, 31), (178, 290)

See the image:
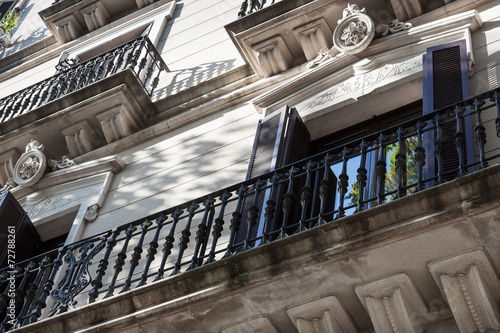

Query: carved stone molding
(286, 296), (357, 333)
(48, 156), (76, 171)
(428, 248), (500, 333)
(55, 14), (84, 43)
(293, 18), (333, 61)
(355, 273), (431, 333)
(221, 316), (278, 333)
(13, 140), (48, 188)
(333, 4), (375, 55)
(252, 35), (294, 78)
(0, 149), (20, 187)
(96, 105), (144, 144)
(62, 120), (101, 158)
(80, 2), (110, 32)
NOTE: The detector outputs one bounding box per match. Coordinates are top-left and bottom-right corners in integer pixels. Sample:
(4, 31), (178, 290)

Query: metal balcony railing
(1, 88), (500, 331)
(238, 0), (280, 18)
(0, 35), (168, 125)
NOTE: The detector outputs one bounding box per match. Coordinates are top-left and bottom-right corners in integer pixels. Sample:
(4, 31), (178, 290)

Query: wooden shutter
(423, 40), (474, 181)
(0, 192), (40, 269)
(234, 106), (310, 248)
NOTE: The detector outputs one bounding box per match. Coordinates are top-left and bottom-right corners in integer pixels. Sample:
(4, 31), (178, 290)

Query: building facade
(1, 0), (500, 331)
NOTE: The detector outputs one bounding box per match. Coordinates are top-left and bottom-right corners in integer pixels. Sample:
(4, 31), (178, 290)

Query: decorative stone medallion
(13, 140), (48, 187)
(333, 4), (375, 54)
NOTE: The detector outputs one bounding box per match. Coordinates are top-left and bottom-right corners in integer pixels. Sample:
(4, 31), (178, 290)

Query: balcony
(0, 35), (168, 160)
(1, 87), (500, 332)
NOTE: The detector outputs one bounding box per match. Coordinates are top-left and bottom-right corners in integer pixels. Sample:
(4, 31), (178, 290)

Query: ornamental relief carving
(25, 191), (98, 219)
(11, 139), (76, 188)
(307, 4), (412, 69)
(301, 56), (422, 111)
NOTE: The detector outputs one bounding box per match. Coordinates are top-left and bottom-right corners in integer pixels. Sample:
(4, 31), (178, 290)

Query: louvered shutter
(234, 106), (310, 249)
(0, 192), (40, 269)
(423, 40), (473, 182)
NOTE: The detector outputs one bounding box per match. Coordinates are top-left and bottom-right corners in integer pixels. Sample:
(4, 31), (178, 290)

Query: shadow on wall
(153, 59), (237, 100)
(0, 3), (52, 59)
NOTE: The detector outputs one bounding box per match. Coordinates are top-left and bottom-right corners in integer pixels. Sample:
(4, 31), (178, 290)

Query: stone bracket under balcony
(39, 0), (166, 43)
(0, 70), (156, 162)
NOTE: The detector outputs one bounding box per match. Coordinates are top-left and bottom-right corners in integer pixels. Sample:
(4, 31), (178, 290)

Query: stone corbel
(252, 35), (294, 78)
(428, 248), (500, 333)
(355, 273), (432, 333)
(96, 105), (143, 144)
(0, 149), (20, 187)
(221, 317), (278, 333)
(80, 2), (110, 32)
(286, 296), (357, 333)
(293, 18), (333, 61)
(62, 120), (101, 157)
(136, 0), (156, 9)
(389, 0), (425, 21)
(54, 14), (84, 43)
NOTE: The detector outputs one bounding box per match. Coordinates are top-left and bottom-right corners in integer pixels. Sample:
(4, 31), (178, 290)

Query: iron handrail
(1, 87), (500, 330)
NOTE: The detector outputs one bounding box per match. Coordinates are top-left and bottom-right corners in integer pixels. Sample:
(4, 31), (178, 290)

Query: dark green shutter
(234, 106), (310, 248)
(0, 192), (40, 269)
(423, 40), (473, 181)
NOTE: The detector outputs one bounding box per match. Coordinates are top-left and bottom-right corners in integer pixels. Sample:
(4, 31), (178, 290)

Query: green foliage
(346, 136), (419, 206)
(0, 11), (21, 35)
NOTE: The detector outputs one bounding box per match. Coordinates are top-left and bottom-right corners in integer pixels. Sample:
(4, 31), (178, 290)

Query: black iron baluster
(121, 219), (152, 293)
(18, 261), (43, 326)
(375, 134), (388, 204)
(205, 191), (232, 264)
(244, 179), (265, 250)
(336, 149), (349, 219)
(111, 47), (125, 75)
(356, 141), (369, 212)
(473, 98), (488, 169)
(138, 214), (167, 287)
(155, 208), (183, 281)
(225, 185), (248, 257)
(89, 229), (119, 303)
(453, 105), (467, 177)
(278, 167), (299, 238)
(188, 197), (215, 270)
(238, 0), (248, 17)
(123, 39), (139, 69)
(395, 127), (407, 198)
(414, 120), (426, 192)
(297, 161), (315, 232)
(149, 57), (162, 95)
(172, 202), (199, 275)
(261, 173), (281, 244)
(29, 252), (62, 324)
(490, 90), (500, 138)
(0, 266), (23, 330)
(104, 224), (136, 298)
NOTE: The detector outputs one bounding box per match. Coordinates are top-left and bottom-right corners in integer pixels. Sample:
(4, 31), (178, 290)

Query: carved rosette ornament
(13, 140), (48, 187)
(333, 4), (375, 54)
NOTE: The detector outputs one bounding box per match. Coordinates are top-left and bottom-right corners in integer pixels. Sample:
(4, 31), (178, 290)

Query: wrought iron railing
(1, 88), (500, 331)
(0, 35), (168, 125)
(238, 0), (280, 18)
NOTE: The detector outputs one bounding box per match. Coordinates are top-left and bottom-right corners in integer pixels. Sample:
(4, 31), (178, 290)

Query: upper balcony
(0, 34), (168, 173)
(1, 87), (500, 332)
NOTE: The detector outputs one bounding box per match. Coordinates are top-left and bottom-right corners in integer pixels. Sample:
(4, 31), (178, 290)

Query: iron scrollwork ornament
(49, 237), (107, 315)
